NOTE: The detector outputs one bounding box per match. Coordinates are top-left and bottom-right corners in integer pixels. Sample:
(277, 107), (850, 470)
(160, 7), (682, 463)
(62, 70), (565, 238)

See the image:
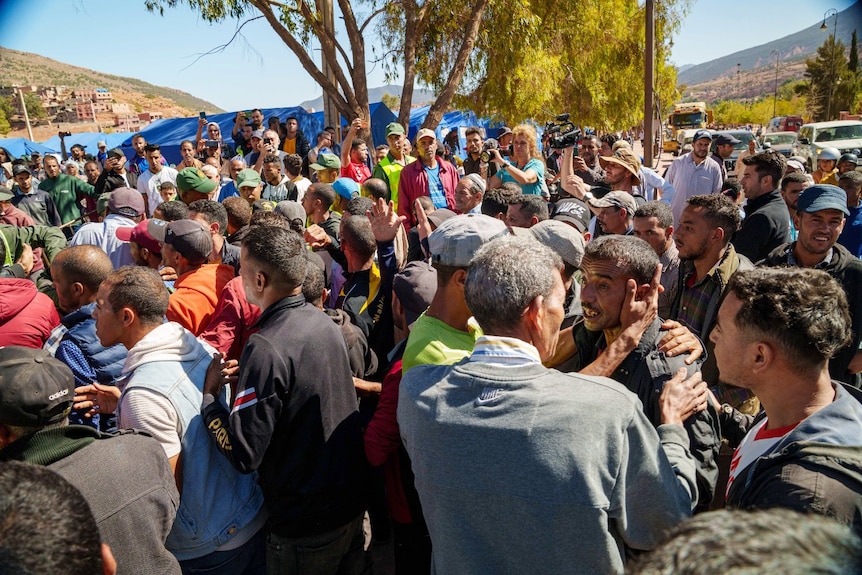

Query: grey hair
(465, 236), (562, 334)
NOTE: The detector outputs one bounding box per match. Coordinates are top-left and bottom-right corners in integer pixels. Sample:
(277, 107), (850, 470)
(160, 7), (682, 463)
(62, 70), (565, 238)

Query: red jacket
(397, 158), (458, 231)
(166, 263), (235, 336)
(198, 276), (261, 362)
(0, 278), (60, 348)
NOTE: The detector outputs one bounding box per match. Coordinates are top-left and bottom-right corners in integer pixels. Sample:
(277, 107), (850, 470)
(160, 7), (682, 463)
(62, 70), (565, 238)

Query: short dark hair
(721, 177), (743, 202)
(375, 144), (389, 153)
(104, 266), (169, 325)
(351, 138), (366, 151)
(301, 257), (326, 306)
(284, 153), (302, 177)
(242, 225), (307, 290)
(630, 508), (862, 575)
(340, 215), (377, 262)
(482, 184), (522, 217)
(727, 268), (851, 370)
(308, 183), (336, 207)
(362, 178), (389, 201)
(685, 194), (741, 244)
(0, 462), (105, 575)
(345, 196), (374, 218)
(156, 200), (189, 222)
(839, 170), (862, 185)
(600, 133), (618, 146)
(222, 196), (251, 230)
(416, 195), (434, 213)
(780, 171), (809, 190)
(143, 143), (161, 153)
(249, 211), (290, 229)
(583, 235), (658, 286)
(188, 199), (228, 234)
(262, 154), (282, 168)
(634, 200), (674, 229)
(512, 194), (550, 222)
(465, 126), (482, 138)
(742, 150), (786, 187)
(55, 245), (114, 293)
(180, 139), (196, 150)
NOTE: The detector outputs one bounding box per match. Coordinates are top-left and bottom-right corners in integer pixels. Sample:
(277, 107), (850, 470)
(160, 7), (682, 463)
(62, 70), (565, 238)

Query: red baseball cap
(116, 219), (161, 255)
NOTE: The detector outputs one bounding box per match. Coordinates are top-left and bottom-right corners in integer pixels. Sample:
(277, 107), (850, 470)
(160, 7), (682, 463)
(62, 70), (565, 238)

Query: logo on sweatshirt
(231, 387), (258, 414)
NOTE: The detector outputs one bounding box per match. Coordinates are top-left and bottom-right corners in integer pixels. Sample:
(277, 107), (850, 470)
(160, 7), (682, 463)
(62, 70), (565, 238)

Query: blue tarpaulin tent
(311, 102), (398, 148)
(114, 106), (324, 165)
(40, 132), (128, 156)
(0, 137), (58, 159)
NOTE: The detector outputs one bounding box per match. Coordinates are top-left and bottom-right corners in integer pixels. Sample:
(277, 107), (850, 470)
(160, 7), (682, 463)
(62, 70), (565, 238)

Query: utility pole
(644, 0), (655, 168)
(821, 8), (838, 120)
(771, 50), (780, 118)
(16, 88), (34, 141)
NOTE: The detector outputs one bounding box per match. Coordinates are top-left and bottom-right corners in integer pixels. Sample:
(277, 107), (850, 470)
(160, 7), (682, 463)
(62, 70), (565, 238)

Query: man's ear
(72, 281), (86, 299)
(634, 283), (651, 302)
(453, 268), (468, 290)
(119, 306), (136, 328)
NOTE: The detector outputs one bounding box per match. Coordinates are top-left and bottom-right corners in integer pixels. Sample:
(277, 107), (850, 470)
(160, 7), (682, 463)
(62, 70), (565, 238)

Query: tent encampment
(0, 137), (58, 159)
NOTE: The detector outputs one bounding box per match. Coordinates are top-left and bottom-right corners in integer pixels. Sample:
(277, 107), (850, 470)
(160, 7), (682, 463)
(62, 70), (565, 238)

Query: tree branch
(178, 15), (265, 71)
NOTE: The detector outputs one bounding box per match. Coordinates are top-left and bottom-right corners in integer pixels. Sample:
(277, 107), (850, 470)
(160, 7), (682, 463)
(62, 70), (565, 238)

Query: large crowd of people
(0, 113), (861, 575)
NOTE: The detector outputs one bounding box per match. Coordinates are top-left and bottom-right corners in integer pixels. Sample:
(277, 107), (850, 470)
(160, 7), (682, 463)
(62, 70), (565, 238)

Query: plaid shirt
(676, 262), (721, 337)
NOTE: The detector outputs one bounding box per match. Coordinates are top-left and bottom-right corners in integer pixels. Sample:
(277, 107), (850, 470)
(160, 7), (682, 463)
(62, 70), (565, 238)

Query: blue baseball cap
(333, 178), (360, 200)
(693, 129), (712, 142)
(796, 184), (849, 216)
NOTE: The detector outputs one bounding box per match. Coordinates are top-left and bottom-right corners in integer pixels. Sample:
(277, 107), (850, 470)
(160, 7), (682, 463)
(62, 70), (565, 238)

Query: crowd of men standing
(0, 110), (862, 574)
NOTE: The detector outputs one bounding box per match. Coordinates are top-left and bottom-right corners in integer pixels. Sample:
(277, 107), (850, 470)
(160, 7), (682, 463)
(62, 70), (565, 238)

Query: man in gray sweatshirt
(398, 236), (705, 575)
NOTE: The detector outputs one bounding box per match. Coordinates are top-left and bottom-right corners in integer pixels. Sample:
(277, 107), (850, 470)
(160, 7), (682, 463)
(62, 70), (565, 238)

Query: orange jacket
(167, 263), (234, 336)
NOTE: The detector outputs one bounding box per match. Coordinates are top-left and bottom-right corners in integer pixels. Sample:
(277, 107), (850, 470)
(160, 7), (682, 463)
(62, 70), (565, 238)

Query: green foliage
(712, 94), (808, 127)
(0, 96), (13, 120)
(849, 29), (858, 74)
(798, 35), (849, 121)
(0, 107), (10, 135)
(380, 92), (400, 111)
(22, 92), (47, 120)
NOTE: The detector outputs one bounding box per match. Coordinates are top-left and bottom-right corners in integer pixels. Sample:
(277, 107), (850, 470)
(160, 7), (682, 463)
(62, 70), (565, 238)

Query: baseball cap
(416, 128), (436, 142)
(333, 178), (360, 200)
(310, 153), (341, 171)
(108, 187), (145, 218)
(108, 147), (126, 160)
(0, 189), (13, 202)
(252, 200), (276, 213)
(12, 164), (31, 177)
(116, 219), (162, 255)
(393, 261), (438, 327)
(275, 200), (307, 222)
(148, 219), (213, 261)
(530, 219), (585, 269)
(497, 126), (513, 138)
(427, 208), (457, 229)
(176, 167), (217, 195)
(251, 130), (264, 140)
(598, 148), (641, 185)
(1, 162), (11, 177)
(796, 184), (850, 216)
(385, 122), (405, 137)
(97, 140), (107, 147)
(551, 197), (591, 233)
(235, 168), (262, 189)
(786, 159), (806, 173)
(0, 347), (74, 427)
(428, 214), (509, 267)
(588, 191), (638, 214)
(715, 133), (741, 146)
(693, 129), (713, 142)
(70, 143), (85, 151)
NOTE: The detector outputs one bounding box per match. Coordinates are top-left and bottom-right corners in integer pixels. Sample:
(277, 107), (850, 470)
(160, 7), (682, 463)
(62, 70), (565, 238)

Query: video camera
(544, 114), (580, 151)
(479, 138), (511, 163)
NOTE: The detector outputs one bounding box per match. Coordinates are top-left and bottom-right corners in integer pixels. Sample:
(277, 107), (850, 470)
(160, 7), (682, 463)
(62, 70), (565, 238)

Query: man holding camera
(462, 127), (498, 181)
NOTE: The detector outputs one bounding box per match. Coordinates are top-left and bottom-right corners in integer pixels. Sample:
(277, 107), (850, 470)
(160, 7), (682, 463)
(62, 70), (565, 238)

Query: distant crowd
(0, 110), (861, 575)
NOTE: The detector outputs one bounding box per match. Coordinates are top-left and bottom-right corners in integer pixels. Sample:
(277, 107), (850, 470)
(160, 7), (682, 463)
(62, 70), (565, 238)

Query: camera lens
(480, 151), (490, 163)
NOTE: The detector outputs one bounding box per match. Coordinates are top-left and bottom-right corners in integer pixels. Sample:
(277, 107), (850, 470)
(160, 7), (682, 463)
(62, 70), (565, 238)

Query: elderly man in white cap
(454, 173), (485, 215)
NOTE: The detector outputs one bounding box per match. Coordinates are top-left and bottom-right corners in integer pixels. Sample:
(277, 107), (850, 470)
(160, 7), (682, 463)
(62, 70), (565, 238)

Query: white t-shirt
(138, 166), (179, 216)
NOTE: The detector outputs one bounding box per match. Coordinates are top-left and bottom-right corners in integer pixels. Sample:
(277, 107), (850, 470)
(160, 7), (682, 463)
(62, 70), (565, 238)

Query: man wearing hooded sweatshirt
(79, 265), (267, 573)
(715, 268), (862, 532)
(147, 219), (235, 336)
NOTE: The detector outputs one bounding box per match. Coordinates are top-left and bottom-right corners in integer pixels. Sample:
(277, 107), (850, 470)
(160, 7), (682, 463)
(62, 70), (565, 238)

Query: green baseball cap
(0, 189), (14, 202)
(385, 122), (405, 137)
(176, 167), (217, 194)
(310, 153), (341, 171)
(235, 168), (262, 189)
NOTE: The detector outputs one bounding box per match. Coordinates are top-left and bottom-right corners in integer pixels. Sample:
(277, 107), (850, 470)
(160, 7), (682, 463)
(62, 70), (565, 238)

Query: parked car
(711, 130), (758, 173)
(761, 131), (796, 158)
(792, 120), (862, 171)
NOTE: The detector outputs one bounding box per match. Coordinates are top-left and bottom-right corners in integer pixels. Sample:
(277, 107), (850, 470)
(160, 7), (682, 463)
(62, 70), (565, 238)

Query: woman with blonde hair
(487, 123), (547, 197)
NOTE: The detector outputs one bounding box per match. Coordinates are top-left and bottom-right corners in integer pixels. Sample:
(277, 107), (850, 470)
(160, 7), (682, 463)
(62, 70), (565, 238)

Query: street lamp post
(821, 8), (838, 120)
(771, 50), (780, 118)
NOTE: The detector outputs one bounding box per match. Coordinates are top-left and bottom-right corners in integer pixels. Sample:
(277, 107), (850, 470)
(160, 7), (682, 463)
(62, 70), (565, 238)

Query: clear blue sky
(0, 0), (857, 112)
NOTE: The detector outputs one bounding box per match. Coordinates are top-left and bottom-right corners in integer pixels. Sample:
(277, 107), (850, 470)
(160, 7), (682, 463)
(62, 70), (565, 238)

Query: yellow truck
(663, 102), (713, 155)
